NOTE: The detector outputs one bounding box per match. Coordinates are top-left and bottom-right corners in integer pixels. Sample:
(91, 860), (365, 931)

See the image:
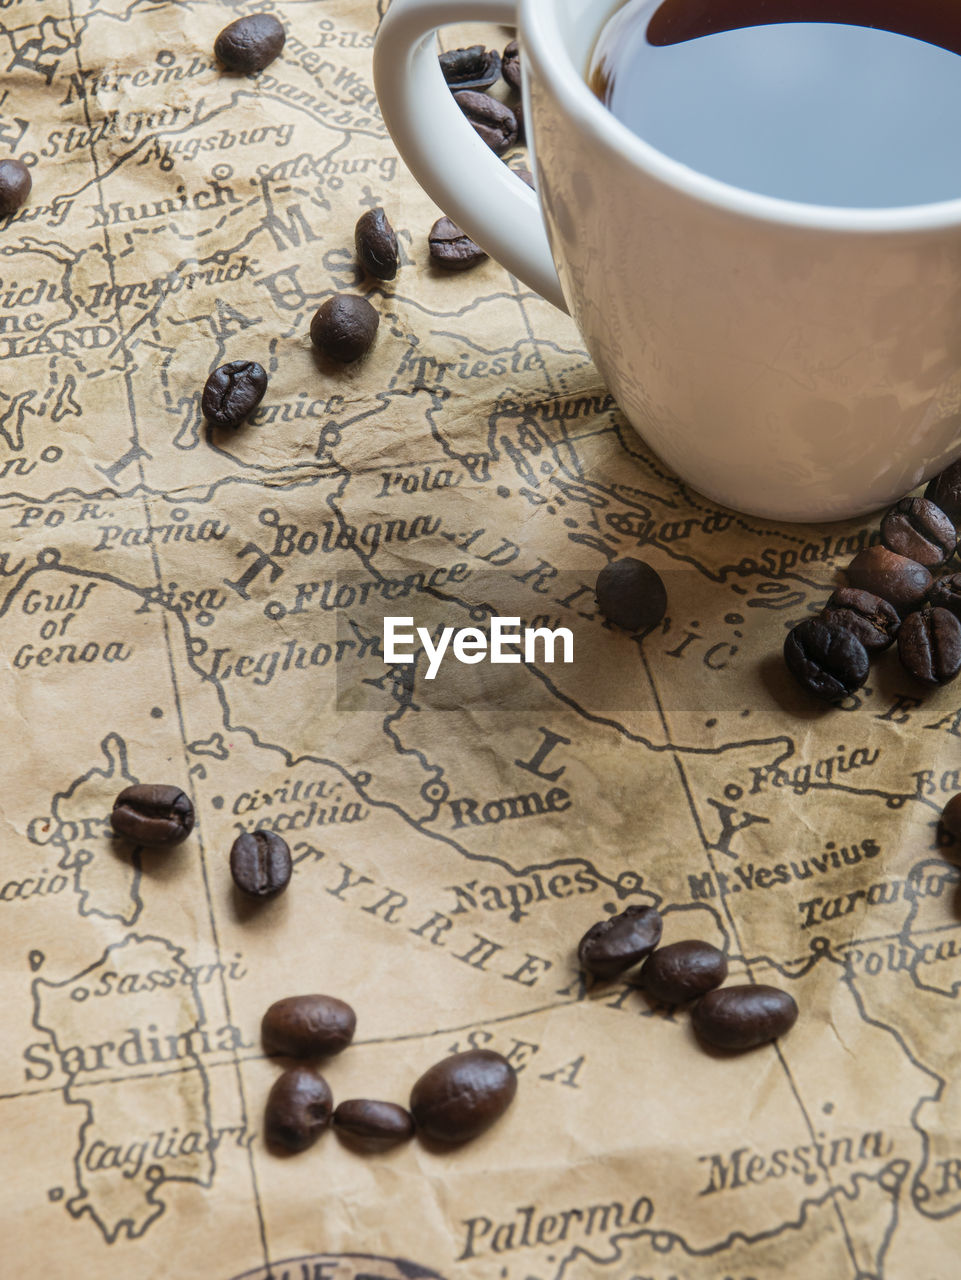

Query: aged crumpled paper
(1, 3), (959, 1278)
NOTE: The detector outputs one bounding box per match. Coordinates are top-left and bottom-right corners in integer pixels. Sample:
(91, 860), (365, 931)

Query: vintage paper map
(1, 2), (959, 1277)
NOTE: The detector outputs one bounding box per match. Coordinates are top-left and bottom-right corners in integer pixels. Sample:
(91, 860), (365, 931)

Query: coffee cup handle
(373, 0), (567, 311)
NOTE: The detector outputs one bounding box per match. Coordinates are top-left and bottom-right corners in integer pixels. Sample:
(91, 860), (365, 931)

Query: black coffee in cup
(587, 0), (961, 207)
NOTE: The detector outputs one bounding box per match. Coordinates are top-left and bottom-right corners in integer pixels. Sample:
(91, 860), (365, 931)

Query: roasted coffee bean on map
(355, 207), (399, 280)
(310, 294), (379, 362)
(229, 830), (292, 898)
(820, 586), (899, 653)
(439, 45), (501, 90)
(410, 1049), (517, 1143)
(783, 617), (869, 702)
(214, 13), (285, 73)
(502, 39), (522, 90)
(897, 606), (961, 685)
(595, 557), (668, 633)
(845, 545), (932, 616)
(940, 793), (961, 839)
(0, 158), (31, 215)
(692, 984), (798, 1051)
(925, 458), (961, 526)
(262, 994), (357, 1058)
(640, 940), (728, 1004)
(264, 1067), (332, 1153)
(333, 1100), (415, 1149)
(880, 497), (956, 566)
(428, 216), (488, 270)
(453, 90), (518, 153)
(577, 904), (663, 979)
(111, 784), (195, 847)
(201, 360), (267, 428)
(925, 573), (961, 621)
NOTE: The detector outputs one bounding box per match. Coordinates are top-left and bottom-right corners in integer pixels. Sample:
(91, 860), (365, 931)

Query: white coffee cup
(374, 0), (961, 521)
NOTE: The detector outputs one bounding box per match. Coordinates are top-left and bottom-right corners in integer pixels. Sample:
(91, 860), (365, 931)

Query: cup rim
(519, 0), (961, 232)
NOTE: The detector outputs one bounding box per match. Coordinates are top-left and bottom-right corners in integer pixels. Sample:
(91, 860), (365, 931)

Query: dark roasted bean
(262, 994), (356, 1057)
(577, 905), (663, 979)
(0, 158), (31, 215)
(821, 587), (899, 652)
(439, 45), (501, 90)
(925, 573), (961, 621)
(940, 793), (961, 838)
(453, 90), (518, 154)
(410, 1049), (517, 1143)
(214, 13), (285, 73)
(692, 984), (798, 1050)
(310, 294), (378, 362)
(229, 830), (292, 898)
(783, 618), (869, 702)
(111, 784), (194, 847)
(428, 216), (488, 271)
(640, 940), (728, 1004)
(845, 545), (932, 616)
(264, 1067), (332, 1153)
(880, 497), (956, 566)
(355, 207), (399, 281)
(201, 360), (267, 428)
(333, 1099), (415, 1148)
(897, 606), (961, 685)
(925, 458), (961, 525)
(502, 39), (521, 90)
(595, 557), (668, 633)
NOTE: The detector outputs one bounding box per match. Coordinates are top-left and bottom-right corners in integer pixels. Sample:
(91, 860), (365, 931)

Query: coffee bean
(577, 904), (663, 979)
(692, 984), (798, 1050)
(514, 98), (525, 144)
(453, 90), (518, 154)
(940, 793), (961, 838)
(846, 545), (932, 615)
(925, 573), (961, 621)
(502, 39), (521, 91)
(821, 587), (899, 653)
(428, 216), (488, 271)
(264, 1067), (332, 1153)
(925, 458), (961, 525)
(640, 940), (728, 1004)
(783, 618), (869, 702)
(310, 294), (378, 362)
(333, 1099), (415, 1149)
(897, 606), (961, 685)
(230, 830), (292, 898)
(201, 360), (267, 428)
(595, 557), (668, 633)
(111, 784), (194, 847)
(880, 497), (956, 566)
(0, 158), (31, 215)
(439, 45), (501, 91)
(262, 994), (356, 1057)
(410, 1049), (517, 1143)
(355, 207), (399, 281)
(214, 13), (285, 73)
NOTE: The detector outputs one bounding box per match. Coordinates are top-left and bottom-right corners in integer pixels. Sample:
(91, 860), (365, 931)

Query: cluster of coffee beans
(577, 904), (799, 1050)
(108, 787), (518, 1150)
(595, 556), (668, 634)
(261, 994), (517, 1153)
(785, 460), (961, 701)
(440, 41), (523, 153)
(111, 783), (293, 898)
